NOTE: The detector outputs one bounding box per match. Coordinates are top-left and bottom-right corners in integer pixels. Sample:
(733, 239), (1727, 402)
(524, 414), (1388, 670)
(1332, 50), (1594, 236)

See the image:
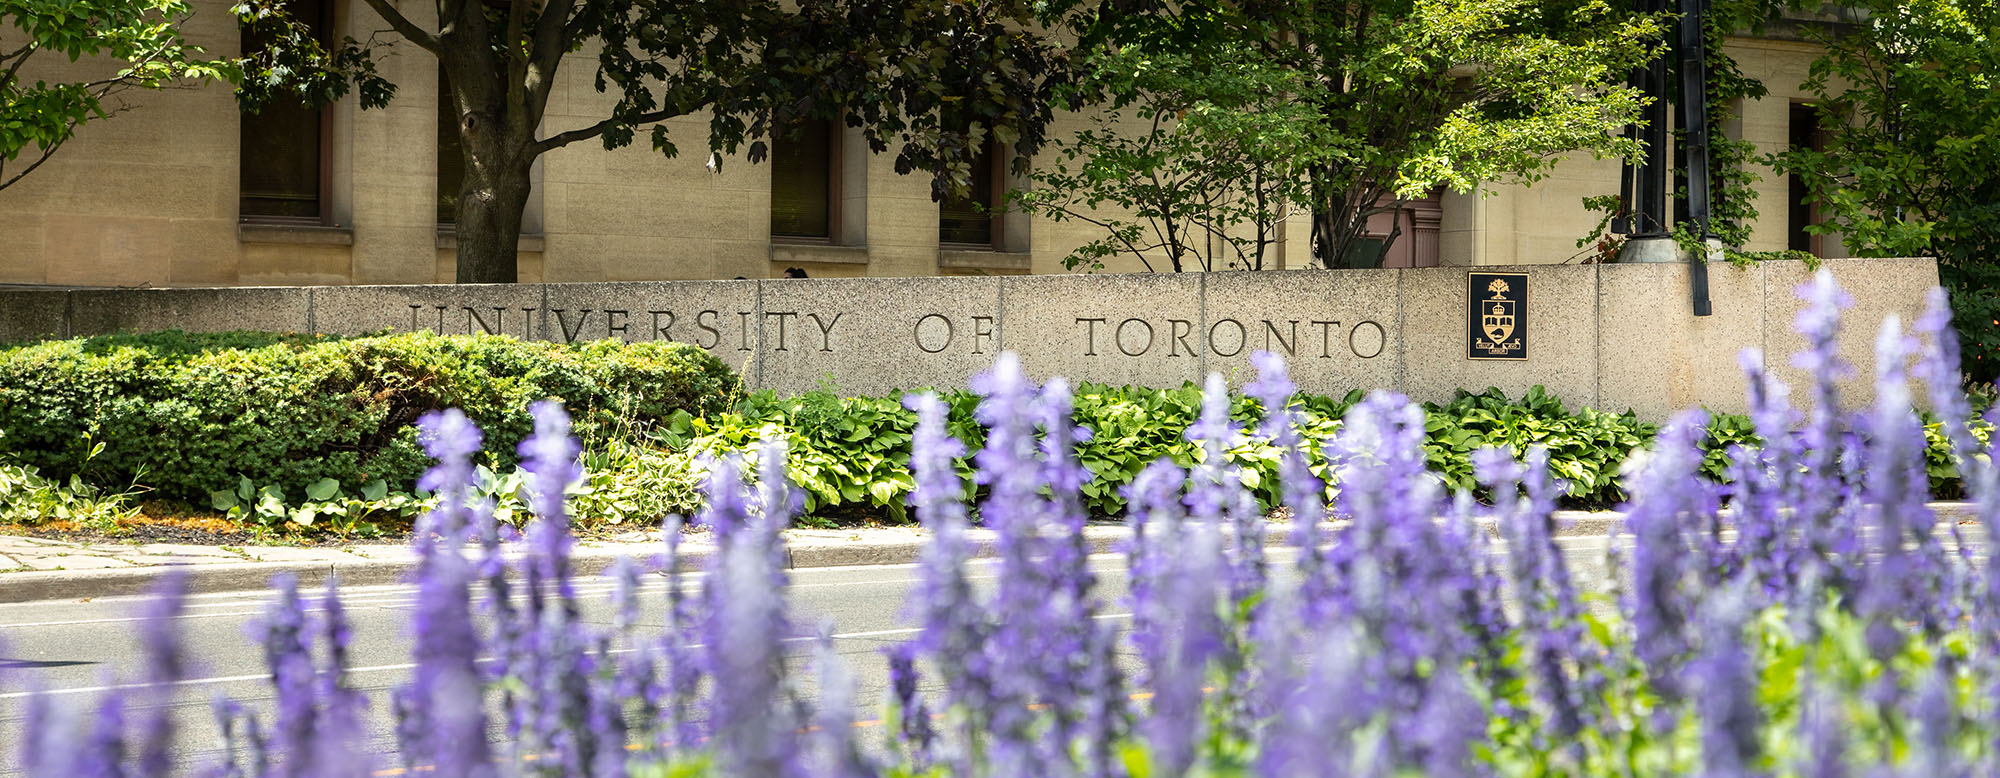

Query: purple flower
(134, 570), (191, 778)
(657, 513), (704, 751)
(1795, 681), (1849, 778)
(76, 692), (126, 778)
(1245, 352), (1329, 598)
(314, 577), (371, 778)
(207, 696), (249, 778)
(520, 400), (583, 523)
(882, 643), (936, 769)
(1790, 270), (1859, 603)
(699, 446), (804, 778)
(1917, 287), (1977, 460)
(1411, 666), (1483, 778)
(262, 574), (317, 778)
(903, 391), (983, 704)
(1477, 444), (1584, 739)
(401, 410), (495, 778)
(416, 409), (484, 547)
(810, 630), (875, 778)
(1910, 665), (1963, 778)
(1688, 586), (1759, 778)
(1185, 372), (1264, 608)
(1257, 625), (1384, 778)
(508, 400), (610, 774)
(1243, 350), (1295, 415)
(1859, 315), (1946, 652)
(1132, 512), (1226, 776)
(968, 352), (1054, 766)
(1619, 410), (1709, 705)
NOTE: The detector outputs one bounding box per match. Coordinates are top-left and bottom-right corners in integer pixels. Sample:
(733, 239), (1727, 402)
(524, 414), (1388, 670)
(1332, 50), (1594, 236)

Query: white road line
(0, 577), (973, 628)
(27, 570), (1043, 626)
(0, 612), (1138, 700)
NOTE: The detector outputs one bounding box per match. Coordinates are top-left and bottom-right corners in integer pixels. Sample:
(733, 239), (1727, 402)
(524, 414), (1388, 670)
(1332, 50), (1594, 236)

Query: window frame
(769, 117), (844, 244)
(237, 0), (335, 226)
(938, 136), (1005, 251)
(1786, 101), (1826, 257)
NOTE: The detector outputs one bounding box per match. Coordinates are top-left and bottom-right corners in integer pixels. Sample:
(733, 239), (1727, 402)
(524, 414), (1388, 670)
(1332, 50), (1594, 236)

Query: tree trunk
(446, 68), (534, 284)
(453, 163), (531, 284)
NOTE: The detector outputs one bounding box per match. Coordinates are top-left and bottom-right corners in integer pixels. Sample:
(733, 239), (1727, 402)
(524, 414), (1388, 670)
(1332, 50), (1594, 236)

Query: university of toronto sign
(0, 259), (1944, 421)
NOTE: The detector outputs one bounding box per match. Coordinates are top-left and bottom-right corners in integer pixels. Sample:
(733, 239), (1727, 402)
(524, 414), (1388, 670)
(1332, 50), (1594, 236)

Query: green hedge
(0, 331), (740, 504)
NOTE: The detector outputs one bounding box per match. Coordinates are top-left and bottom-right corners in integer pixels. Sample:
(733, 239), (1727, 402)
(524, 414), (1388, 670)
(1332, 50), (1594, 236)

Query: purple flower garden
(10, 269), (2000, 777)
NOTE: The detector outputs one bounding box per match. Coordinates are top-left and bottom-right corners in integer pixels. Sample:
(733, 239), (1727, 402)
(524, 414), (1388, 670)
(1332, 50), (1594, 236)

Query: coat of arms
(1467, 272), (1528, 360)
(1481, 279), (1515, 343)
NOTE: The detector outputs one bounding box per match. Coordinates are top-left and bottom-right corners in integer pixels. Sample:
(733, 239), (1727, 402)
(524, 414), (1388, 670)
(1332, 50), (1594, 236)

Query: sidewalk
(0, 504), (1976, 604)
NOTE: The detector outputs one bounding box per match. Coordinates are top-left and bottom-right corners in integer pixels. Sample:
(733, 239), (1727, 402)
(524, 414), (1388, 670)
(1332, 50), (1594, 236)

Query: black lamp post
(1613, 0), (1715, 317)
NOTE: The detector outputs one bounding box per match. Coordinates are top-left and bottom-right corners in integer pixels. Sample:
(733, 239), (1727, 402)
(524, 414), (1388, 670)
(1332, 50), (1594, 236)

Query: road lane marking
(0, 572), (1050, 628)
(0, 613), (1135, 700)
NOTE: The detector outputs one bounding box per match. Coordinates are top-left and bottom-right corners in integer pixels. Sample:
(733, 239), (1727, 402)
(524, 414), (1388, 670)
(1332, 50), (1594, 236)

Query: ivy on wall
(1577, 1), (1819, 267)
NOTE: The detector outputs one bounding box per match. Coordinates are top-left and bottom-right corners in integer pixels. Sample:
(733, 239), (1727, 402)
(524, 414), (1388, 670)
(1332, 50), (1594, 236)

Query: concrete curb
(0, 502), (1977, 605)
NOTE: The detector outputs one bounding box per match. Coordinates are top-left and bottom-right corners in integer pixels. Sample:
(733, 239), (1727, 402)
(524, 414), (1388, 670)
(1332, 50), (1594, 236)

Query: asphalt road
(0, 553), (1154, 775)
(0, 531), (1863, 774)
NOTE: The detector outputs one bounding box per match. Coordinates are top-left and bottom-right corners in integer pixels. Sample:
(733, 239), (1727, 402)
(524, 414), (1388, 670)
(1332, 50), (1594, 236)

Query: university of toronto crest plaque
(1467, 272), (1528, 360)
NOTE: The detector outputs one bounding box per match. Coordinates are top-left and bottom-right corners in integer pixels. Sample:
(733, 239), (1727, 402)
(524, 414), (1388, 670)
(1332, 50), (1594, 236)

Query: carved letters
(1071, 316), (1385, 359)
(399, 303), (1385, 360)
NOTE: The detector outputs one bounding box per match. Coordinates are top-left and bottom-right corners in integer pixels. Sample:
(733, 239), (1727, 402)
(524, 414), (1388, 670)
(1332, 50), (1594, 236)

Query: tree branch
(529, 107), (681, 156)
(524, 0), (576, 116)
(0, 39), (34, 68)
(357, 0), (441, 53)
(503, 0), (529, 112)
(1, 41), (38, 94)
(0, 135), (67, 191)
(437, 0), (466, 34)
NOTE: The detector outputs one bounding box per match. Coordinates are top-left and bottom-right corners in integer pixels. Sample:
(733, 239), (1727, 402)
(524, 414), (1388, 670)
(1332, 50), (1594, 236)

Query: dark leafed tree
(1, 0), (237, 192)
(238, 0), (1067, 283)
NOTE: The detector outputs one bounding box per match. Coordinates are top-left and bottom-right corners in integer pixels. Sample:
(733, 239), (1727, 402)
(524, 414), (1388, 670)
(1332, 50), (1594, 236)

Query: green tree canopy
(1022, 0), (1661, 271)
(1771, 0), (2000, 381)
(1, 0), (236, 191)
(244, 0), (1069, 284)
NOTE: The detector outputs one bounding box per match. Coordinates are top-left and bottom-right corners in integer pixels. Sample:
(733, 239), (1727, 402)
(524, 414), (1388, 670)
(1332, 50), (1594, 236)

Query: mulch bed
(0, 515), (409, 547)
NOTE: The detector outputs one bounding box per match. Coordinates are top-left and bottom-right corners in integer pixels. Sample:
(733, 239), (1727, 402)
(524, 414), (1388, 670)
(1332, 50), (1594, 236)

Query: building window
(939, 138), (1001, 248)
(438, 65), (463, 225)
(239, 0), (329, 222)
(771, 119), (837, 240)
(1787, 102), (1823, 255)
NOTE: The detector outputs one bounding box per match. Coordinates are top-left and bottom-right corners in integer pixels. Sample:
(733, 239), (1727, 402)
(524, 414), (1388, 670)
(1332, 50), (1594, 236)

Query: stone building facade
(0, 0), (1846, 287)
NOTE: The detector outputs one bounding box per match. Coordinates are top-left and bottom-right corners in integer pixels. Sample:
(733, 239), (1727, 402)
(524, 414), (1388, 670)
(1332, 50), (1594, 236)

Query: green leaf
(305, 477), (340, 502)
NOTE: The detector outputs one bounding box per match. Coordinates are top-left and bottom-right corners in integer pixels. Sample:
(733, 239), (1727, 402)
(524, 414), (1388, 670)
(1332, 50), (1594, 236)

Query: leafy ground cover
(10, 272), (2000, 777)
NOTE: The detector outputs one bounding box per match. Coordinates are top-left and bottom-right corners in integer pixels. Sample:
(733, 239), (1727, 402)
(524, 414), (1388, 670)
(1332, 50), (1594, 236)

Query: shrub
(0, 331), (740, 504)
(667, 380), (1981, 522)
(14, 272), (2000, 778)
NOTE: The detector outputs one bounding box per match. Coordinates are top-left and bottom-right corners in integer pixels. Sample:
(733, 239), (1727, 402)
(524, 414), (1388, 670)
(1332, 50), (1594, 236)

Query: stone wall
(0, 258), (1939, 419)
